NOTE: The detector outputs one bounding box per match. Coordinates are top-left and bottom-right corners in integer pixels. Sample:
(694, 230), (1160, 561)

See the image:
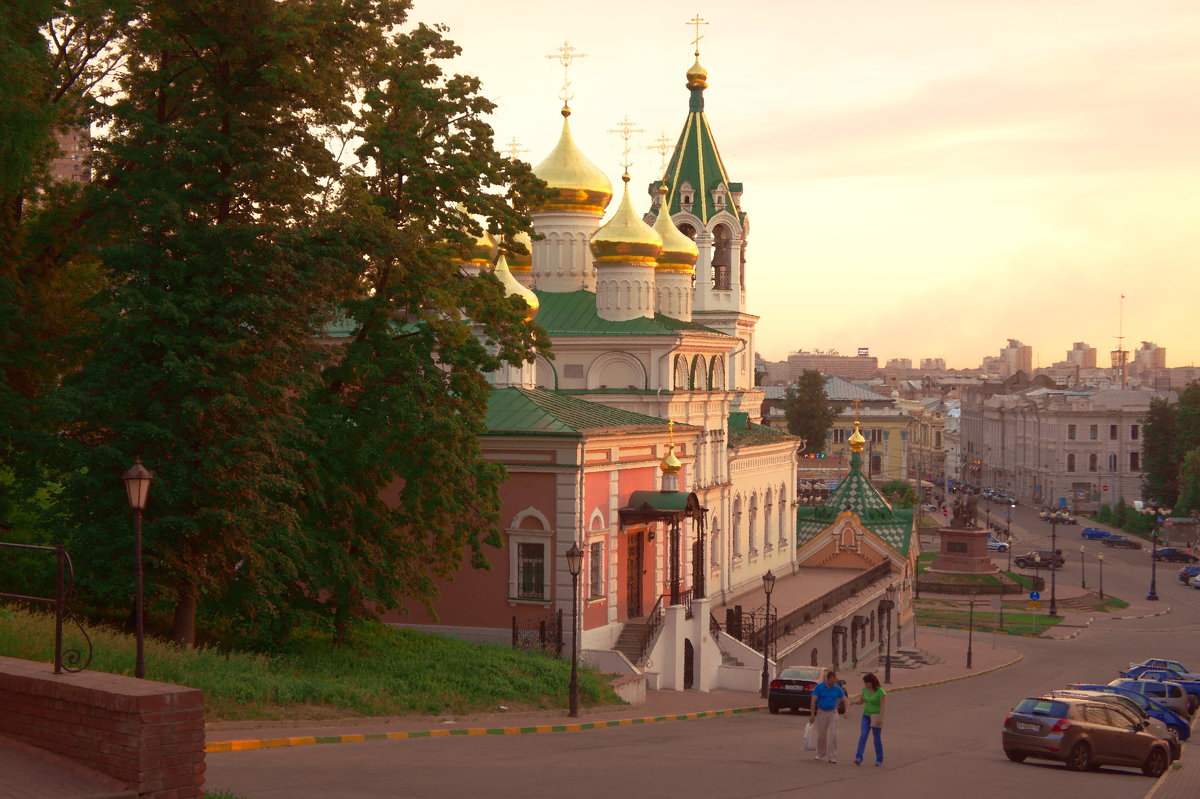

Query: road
(205, 506), (1200, 798)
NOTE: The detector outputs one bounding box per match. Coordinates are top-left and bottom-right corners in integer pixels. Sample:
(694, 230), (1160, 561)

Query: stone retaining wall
(0, 655), (205, 798)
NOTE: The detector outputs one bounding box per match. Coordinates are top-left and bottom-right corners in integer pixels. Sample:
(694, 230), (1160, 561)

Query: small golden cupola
(685, 56), (708, 91)
(590, 174), (663, 265)
(532, 109), (614, 216)
(652, 185), (698, 272)
(660, 421), (682, 491)
(848, 420), (867, 453)
(492, 253), (539, 322)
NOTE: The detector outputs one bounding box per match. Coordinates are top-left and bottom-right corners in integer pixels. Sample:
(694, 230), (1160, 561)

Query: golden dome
(532, 115), (613, 215)
(685, 57), (708, 91)
(590, 176), (663, 265)
(493, 253), (539, 321)
(848, 420), (866, 453)
(660, 444), (682, 475)
(505, 230), (532, 274)
(652, 186), (698, 272)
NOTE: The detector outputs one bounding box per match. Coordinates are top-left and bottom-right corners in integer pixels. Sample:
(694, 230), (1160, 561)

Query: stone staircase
(614, 619), (648, 665)
(880, 647), (943, 670)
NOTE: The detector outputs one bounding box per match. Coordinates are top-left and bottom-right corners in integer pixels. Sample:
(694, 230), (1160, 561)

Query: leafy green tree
(292, 22), (549, 645)
(1095, 504), (1113, 524)
(1141, 397), (1179, 505)
(1176, 447), (1200, 515)
(879, 479), (917, 509)
(783, 370), (838, 454)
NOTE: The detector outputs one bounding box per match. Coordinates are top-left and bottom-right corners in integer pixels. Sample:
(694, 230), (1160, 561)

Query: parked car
(1068, 684), (1192, 741)
(1102, 535), (1142, 549)
(1177, 566), (1200, 583)
(767, 666), (844, 714)
(987, 536), (1010, 552)
(1127, 659), (1200, 682)
(1081, 528), (1113, 541)
(1014, 550), (1065, 569)
(1048, 691), (1181, 758)
(1002, 695), (1173, 776)
(1189, 574), (1200, 590)
(1110, 678), (1193, 718)
(1152, 548), (1199, 564)
(1120, 668), (1200, 713)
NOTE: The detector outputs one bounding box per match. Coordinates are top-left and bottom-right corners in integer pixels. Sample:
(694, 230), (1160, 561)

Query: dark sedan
(1153, 548), (1198, 563)
(1103, 535), (1142, 549)
(1014, 550), (1065, 569)
(768, 666), (832, 714)
(1081, 527), (1113, 540)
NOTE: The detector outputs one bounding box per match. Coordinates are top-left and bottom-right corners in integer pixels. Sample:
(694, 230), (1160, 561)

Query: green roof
(626, 490), (692, 512)
(485, 387), (675, 437)
(657, 84), (745, 224)
(533, 290), (730, 338)
(728, 414), (793, 449)
(795, 451), (915, 555)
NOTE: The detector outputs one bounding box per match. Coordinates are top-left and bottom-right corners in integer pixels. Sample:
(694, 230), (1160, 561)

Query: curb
(1048, 606), (1173, 640)
(207, 654), (1026, 754)
(206, 706), (762, 753)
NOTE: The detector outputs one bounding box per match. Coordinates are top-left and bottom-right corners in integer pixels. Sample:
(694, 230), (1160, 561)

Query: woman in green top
(852, 672), (886, 766)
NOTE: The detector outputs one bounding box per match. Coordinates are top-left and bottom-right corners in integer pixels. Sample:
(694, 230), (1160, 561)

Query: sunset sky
(410, 0), (1200, 369)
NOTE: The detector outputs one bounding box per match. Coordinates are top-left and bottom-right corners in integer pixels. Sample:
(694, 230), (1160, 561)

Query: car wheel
(768, 701), (779, 714)
(1142, 746), (1169, 778)
(1005, 750), (1026, 763)
(1065, 742), (1092, 771)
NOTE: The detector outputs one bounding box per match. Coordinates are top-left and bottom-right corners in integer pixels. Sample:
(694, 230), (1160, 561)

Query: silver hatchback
(1110, 678), (1191, 719)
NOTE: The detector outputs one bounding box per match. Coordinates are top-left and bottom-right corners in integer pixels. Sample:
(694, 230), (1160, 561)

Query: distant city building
(50, 126), (91, 183)
(1066, 342), (1097, 369)
(920, 358), (946, 371)
(995, 339), (1033, 378)
(781, 349), (879, 381)
(1132, 341), (1167, 377)
(886, 358), (912, 370)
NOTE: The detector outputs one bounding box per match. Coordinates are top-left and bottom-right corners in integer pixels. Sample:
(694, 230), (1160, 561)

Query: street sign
(1028, 601), (1041, 608)
(1102, 484), (1109, 491)
(1029, 590), (1041, 601)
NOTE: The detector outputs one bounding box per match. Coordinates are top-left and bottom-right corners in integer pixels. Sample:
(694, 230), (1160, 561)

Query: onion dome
(505, 230), (533, 275)
(685, 57), (708, 91)
(532, 112), (613, 215)
(848, 420), (866, 453)
(652, 185), (698, 272)
(659, 443), (682, 475)
(590, 175), (663, 264)
(466, 229), (498, 269)
(493, 253), (539, 321)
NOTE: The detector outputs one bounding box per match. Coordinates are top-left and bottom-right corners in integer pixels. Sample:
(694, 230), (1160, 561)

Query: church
(384, 41), (915, 693)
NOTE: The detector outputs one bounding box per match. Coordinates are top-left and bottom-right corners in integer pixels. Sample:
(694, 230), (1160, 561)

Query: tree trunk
(172, 581), (199, 647)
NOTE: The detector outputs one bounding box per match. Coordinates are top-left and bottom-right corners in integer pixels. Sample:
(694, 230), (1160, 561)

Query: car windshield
(1014, 698), (1067, 718)
(1163, 663), (1185, 674)
(780, 667), (821, 680)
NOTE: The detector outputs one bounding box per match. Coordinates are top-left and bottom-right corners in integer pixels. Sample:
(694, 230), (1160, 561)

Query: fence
(0, 542), (91, 674)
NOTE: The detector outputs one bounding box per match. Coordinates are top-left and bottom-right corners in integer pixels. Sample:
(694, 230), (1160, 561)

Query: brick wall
(0, 656), (205, 798)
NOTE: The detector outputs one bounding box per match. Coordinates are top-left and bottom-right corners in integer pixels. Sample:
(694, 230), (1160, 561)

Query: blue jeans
(855, 714), (883, 764)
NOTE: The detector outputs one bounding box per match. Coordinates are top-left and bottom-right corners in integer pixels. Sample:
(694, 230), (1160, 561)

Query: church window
(678, 223), (696, 240)
(712, 225), (732, 290)
(517, 543), (545, 600)
(709, 355), (725, 390)
(749, 494), (759, 553)
(778, 484), (789, 545)
(674, 355), (689, 390)
(732, 495), (742, 556)
(710, 521), (720, 567)
(588, 541), (604, 600)
(764, 489), (774, 551)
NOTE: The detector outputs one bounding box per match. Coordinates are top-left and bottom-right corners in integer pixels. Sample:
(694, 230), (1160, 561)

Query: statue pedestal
(928, 526), (995, 573)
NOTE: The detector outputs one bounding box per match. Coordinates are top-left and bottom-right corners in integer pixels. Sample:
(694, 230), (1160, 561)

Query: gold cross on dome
(646, 132), (673, 171)
(852, 398), (862, 421)
(546, 40), (587, 112)
(503, 137), (529, 161)
(686, 14), (709, 56)
(608, 115), (645, 175)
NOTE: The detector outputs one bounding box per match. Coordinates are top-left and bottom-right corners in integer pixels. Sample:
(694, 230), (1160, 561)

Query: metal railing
(511, 609), (563, 657)
(0, 542), (92, 673)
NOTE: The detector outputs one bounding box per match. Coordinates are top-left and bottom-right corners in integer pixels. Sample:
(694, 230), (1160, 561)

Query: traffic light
(942, 508), (948, 517)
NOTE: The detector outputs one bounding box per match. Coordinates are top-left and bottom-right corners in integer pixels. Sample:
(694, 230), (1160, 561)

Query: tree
(1176, 447), (1200, 515)
(879, 479), (917, 509)
(1141, 396), (1179, 505)
(783, 370), (838, 453)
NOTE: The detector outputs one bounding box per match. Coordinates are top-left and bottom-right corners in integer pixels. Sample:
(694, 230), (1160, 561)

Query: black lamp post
(566, 543), (583, 717)
(1098, 554), (1104, 599)
(760, 569), (776, 698)
(1079, 544), (1087, 589)
(882, 584), (897, 684)
(966, 595), (976, 669)
(1044, 509), (1065, 617)
(1144, 507), (1167, 601)
(122, 457), (154, 679)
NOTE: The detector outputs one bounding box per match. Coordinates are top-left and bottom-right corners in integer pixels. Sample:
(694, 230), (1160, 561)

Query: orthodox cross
(646, 132), (674, 171)
(686, 14), (709, 56)
(852, 398), (862, 421)
(608, 115), (645, 175)
(546, 40), (587, 114)
(503, 137), (529, 161)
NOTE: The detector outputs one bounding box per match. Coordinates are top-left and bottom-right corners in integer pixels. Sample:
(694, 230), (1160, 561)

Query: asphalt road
(206, 506), (1200, 799)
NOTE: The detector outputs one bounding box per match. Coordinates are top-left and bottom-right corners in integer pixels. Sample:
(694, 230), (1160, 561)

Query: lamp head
(122, 457), (154, 511)
(566, 543), (584, 577)
(762, 569), (776, 595)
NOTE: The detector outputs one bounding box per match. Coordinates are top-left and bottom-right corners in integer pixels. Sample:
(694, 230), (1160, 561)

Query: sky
(408, 0), (1200, 369)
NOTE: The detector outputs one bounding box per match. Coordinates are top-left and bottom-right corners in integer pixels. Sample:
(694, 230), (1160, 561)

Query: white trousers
(813, 709), (840, 760)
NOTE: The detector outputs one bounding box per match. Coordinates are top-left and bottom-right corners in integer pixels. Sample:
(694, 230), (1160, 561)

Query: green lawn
(915, 606), (1064, 636)
(0, 608), (622, 721)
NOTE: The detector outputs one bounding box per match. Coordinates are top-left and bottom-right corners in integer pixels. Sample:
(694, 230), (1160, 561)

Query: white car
(1188, 574), (1200, 590)
(987, 536), (1010, 552)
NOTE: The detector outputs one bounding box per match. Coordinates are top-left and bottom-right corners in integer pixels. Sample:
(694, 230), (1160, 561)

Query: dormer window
(679, 182), (694, 211)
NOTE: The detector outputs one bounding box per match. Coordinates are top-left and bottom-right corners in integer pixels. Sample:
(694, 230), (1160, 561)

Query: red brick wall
(0, 656), (205, 798)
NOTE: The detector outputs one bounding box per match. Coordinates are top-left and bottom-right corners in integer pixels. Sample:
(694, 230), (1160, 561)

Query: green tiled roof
(795, 451), (915, 555)
(533, 290), (730, 338)
(658, 86), (745, 225)
(727, 414), (793, 449)
(485, 387), (674, 437)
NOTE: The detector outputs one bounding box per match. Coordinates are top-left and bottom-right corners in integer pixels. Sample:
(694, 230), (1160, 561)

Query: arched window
(1088, 453), (1098, 472)
(710, 521), (720, 567)
(1067, 453), (1076, 472)
(709, 355), (726, 391)
(674, 355), (689, 390)
(690, 355), (705, 390)
(764, 488), (774, 551)
(732, 495), (743, 556)
(748, 493), (759, 553)
(712, 225), (732, 290)
(778, 483), (789, 545)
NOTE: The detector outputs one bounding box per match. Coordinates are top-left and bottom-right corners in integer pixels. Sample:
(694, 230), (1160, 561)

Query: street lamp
(121, 457), (154, 680)
(966, 595), (977, 669)
(1079, 544), (1087, 589)
(565, 543), (583, 717)
(1043, 510), (1066, 617)
(882, 584), (897, 684)
(760, 569), (776, 698)
(1098, 554), (1105, 599)
(1143, 507), (1168, 602)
